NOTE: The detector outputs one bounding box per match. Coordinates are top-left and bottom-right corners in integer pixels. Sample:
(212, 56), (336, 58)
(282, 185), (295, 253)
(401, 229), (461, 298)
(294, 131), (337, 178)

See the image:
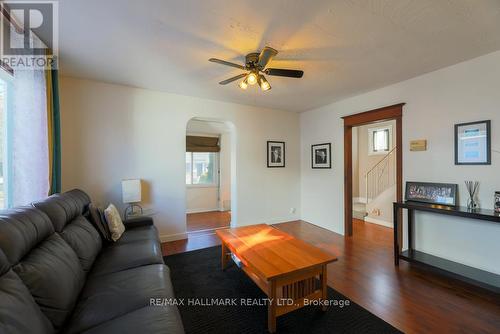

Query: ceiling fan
(209, 47), (304, 91)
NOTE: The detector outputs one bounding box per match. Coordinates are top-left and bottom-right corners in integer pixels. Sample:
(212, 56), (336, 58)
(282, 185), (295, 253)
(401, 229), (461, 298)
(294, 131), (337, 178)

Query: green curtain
(46, 56), (61, 194)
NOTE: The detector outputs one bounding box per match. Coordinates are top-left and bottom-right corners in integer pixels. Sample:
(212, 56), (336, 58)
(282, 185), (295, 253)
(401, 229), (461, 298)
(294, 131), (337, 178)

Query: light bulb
(247, 72), (258, 85)
(258, 75), (271, 91)
(239, 78), (248, 90)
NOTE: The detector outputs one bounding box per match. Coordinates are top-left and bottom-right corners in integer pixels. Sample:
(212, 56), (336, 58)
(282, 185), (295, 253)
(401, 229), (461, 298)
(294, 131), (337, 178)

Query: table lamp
(122, 179), (143, 218)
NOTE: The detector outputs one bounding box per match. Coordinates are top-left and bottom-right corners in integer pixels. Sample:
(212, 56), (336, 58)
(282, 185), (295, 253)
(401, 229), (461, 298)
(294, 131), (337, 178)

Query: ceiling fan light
(247, 71), (258, 85)
(239, 78), (248, 90)
(258, 75), (271, 91)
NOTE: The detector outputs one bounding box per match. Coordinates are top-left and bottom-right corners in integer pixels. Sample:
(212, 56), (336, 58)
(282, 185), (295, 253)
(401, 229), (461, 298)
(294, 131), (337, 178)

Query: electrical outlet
(290, 207), (296, 214)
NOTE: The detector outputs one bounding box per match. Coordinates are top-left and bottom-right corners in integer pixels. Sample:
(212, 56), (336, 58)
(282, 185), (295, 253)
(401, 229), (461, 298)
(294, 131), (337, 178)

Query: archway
(184, 118), (237, 235)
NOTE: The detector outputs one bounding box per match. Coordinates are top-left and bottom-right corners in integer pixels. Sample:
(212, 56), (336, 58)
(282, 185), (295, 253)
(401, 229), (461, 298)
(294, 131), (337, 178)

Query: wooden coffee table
(216, 224), (337, 333)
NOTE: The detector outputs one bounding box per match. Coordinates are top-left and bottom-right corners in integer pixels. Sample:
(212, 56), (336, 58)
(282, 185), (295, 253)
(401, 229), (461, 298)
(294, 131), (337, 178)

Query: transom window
(185, 152), (218, 186)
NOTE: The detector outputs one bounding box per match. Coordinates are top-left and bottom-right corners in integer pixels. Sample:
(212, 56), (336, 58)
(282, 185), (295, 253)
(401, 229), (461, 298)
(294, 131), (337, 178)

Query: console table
(393, 201), (500, 293)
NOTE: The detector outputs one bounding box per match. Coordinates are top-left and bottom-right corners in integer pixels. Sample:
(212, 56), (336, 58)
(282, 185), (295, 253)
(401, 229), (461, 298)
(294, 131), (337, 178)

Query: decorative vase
(467, 197), (478, 211)
(465, 181), (479, 211)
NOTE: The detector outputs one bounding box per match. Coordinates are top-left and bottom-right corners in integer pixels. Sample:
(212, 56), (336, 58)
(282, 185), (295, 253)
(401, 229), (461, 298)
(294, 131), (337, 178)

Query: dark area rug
(164, 246), (402, 334)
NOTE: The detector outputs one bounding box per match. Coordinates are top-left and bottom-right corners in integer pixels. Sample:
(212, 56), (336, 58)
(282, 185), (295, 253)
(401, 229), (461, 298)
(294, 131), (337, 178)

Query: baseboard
(186, 208), (220, 214)
(364, 216), (393, 228)
(159, 232), (188, 242)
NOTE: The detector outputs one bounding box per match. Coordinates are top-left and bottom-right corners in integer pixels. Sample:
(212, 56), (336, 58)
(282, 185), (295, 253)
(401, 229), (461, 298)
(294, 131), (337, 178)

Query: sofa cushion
(55, 189), (92, 214)
(0, 206), (85, 330)
(88, 204), (112, 243)
(66, 264), (181, 333)
(0, 250), (54, 334)
(0, 207), (54, 265)
(0, 207), (83, 330)
(104, 204), (125, 241)
(33, 191), (102, 272)
(13, 233), (85, 330)
(32, 189), (90, 233)
(118, 225), (160, 244)
(60, 216), (102, 272)
(90, 238), (163, 277)
(81, 305), (184, 334)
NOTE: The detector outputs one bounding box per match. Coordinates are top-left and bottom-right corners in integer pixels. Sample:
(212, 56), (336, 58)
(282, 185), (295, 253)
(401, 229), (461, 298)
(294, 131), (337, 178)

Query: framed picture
(405, 181), (458, 206)
(267, 141), (285, 168)
(311, 143), (331, 169)
(455, 120), (491, 165)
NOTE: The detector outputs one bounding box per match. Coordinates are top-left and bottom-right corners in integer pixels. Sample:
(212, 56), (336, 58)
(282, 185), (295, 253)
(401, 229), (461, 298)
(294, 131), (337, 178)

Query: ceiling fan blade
(257, 47), (278, 69)
(209, 58), (245, 70)
(265, 68), (304, 78)
(219, 73), (247, 85)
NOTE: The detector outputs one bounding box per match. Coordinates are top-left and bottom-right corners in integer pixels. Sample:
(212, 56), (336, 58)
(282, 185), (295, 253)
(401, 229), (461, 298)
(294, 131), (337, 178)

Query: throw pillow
(88, 203), (112, 242)
(104, 204), (125, 242)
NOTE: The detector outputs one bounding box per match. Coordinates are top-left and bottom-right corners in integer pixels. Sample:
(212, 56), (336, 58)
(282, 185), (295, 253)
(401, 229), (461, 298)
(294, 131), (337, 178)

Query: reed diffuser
(465, 181), (479, 211)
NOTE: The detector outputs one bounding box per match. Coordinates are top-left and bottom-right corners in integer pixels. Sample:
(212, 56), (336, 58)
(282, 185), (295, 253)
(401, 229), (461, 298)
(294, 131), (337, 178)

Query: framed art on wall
(405, 181), (458, 206)
(267, 141), (285, 168)
(311, 143), (331, 169)
(455, 120), (491, 165)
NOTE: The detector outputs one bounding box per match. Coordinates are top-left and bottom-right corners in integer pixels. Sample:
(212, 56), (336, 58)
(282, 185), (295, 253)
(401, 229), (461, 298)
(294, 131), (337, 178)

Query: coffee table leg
(320, 265), (328, 311)
(268, 280), (277, 333)
(221, 242), (228, 271)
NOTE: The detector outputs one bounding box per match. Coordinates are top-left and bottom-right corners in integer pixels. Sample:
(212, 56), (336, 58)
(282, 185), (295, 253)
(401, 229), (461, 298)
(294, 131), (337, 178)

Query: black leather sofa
(0, 189), (184, 334)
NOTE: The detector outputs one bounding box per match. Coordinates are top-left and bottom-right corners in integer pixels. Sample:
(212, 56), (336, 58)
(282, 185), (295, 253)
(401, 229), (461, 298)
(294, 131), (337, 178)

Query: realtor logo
(0, 1), (58, 69)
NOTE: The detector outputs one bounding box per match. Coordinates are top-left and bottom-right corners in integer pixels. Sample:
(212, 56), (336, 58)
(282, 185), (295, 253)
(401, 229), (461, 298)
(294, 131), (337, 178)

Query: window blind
(186, 136), (220, 152)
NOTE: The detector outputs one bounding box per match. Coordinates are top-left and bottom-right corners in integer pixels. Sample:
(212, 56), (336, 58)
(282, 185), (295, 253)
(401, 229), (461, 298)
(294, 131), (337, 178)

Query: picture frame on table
(267, 141), (285, 168)
(455, 120), (491, 165)
(311, 143), (331, 169)
(405, 181), (458, 206)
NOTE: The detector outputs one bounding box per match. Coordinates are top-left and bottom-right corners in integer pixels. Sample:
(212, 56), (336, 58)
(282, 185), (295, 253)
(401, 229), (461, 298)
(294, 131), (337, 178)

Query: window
(373, 129), (389, 152)
(185, 152), (218, 186)
(368, 125), (392, 155)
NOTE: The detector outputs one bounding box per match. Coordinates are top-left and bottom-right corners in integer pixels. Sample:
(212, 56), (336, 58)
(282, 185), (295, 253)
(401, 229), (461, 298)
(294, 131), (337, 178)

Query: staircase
(365, 147), (396, 204)
(350, 147), (396, 227)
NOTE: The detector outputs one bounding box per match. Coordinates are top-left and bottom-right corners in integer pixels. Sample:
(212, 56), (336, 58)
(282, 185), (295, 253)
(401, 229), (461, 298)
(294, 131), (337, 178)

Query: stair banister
(365, 146), (397, 204)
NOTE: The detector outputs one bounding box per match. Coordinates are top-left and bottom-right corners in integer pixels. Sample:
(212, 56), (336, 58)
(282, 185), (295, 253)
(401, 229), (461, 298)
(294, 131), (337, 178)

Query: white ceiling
(55, 0), (500, 112)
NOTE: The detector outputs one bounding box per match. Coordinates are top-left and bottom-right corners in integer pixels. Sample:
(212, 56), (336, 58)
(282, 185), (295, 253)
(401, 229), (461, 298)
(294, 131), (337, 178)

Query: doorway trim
(342, 103), (405, 242)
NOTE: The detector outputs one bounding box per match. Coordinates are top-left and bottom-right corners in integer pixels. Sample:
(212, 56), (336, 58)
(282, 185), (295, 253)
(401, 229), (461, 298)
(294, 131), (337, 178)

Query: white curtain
(7, 23), (49, 207)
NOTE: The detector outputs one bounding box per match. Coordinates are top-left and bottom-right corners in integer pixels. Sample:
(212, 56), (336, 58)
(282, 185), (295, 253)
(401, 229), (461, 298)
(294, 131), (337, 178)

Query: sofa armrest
(123, 216), (154, 229)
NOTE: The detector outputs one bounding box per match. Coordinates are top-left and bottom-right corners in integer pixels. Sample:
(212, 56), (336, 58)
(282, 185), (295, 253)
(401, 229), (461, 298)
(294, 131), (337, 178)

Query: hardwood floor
(162, 230), (221, 255)
(162, 219), (500, 333)
(186, 211), (231, 232)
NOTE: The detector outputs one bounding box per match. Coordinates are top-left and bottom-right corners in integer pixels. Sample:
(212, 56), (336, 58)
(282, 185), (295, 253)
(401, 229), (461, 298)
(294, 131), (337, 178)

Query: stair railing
(365, 146), (396, 204)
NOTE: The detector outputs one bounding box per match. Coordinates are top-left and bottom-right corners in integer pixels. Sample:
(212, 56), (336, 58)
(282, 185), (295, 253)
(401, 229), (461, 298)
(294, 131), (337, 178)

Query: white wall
(186, 187), (219, 213)
(365, 185), (396, 228)
(60, 77), (300, 241)
(301, 50), (500, 275)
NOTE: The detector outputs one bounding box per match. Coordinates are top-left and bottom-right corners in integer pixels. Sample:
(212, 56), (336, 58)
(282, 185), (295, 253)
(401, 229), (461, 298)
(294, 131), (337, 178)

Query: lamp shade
(122, 179), (142, 203)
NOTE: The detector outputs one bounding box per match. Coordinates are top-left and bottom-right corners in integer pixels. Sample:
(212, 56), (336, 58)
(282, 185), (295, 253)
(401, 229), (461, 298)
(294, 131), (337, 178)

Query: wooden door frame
(342, 103), (405, 241)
